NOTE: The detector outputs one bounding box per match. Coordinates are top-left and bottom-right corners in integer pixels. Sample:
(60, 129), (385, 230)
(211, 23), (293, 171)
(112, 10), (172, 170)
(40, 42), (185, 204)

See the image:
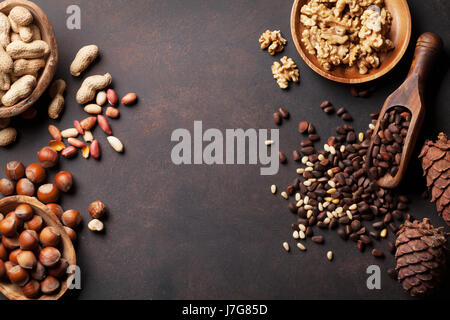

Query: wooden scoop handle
(408, 33), (443, 91)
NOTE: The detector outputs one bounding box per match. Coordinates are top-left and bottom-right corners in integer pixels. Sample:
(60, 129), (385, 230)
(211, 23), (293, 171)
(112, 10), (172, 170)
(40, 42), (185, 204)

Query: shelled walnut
(259, 30), (287, 56)
(300, 0), (394, 74)
(271, 56), (299, 89)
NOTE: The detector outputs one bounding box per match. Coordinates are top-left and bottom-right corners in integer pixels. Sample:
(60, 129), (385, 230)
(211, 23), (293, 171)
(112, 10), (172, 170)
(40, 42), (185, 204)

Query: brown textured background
(0, 0), (449, 299)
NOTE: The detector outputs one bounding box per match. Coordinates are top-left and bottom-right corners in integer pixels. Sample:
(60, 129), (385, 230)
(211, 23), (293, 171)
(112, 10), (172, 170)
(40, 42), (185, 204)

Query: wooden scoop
(366, 33), (443, 189)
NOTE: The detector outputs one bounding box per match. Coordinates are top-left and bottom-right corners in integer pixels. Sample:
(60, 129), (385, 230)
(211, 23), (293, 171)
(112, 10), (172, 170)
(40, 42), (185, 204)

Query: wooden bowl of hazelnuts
(0, 195), (76, 300)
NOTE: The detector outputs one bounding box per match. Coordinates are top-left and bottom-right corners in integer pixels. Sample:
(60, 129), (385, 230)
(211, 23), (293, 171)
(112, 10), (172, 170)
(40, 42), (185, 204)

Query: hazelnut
(17, 250), (37, 269)
(0, 260), (5, 279)
(37, 147), (59, 168)
(19, 230), (39, 250)
(63, 226), (77, 243)
(39, 227), (61, 247)
(46, 203), (63, 220)
(5, 161), (25, 180)
(0, 216), (17, 237)
(37, 184), (60, 204)
(0, 244), (8, 261)
(48, 258), (69, 279)
(25, 163), (46, 184)
(14, 204), (34, 221)
(1, 235), (20, 250)
(88, 200), (106, 219)
(4, 261), (16, 273)
(7, 265), (29, 286)
(40, 275), (60, 295)
(61, 210), (82, 228)
(31, 261), (46, 281)
(39, 247), (61, 267)
(54, 171), (73, 192)
(24, 216), (43, 233)
(0, 178), (15, 196)
(9, 248), (22, 264)
(16, 178), (35, 196)
(22, 279), (41, 298)
(6, 211), (23, 229)
(88, 219), (104, 232)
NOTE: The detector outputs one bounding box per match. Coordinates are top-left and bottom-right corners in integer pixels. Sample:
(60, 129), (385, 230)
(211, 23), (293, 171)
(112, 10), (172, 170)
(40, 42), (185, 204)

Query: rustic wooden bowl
(0, 0), (58, 118)
(0, 196), (76, 300)
(290, 0), (411, 84)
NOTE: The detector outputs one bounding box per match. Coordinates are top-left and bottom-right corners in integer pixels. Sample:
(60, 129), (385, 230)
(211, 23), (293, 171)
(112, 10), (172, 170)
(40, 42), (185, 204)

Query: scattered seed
(371, 249), (384, 258)
(279, 107), (289, 119)
(380, 228), (387, 238)
(281, 191), (288, 200)
(297, 243), (307, 251)
(283, 242), (290, 252)
(298, 121), (308, 134)
(273, 112), (282, 125)
(271, 185), (277, 194)
(327, 251), (333, 261)
(84, 104), (102, 115)
(61, 128), (79, 138)
(107, 136), (124, 153)
(265, 140), (274, 146)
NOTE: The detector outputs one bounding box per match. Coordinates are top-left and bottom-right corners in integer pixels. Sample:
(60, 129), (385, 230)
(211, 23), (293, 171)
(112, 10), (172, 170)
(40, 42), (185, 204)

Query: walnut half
(259, 30), (287, 56)
(271, 56), (300, 89)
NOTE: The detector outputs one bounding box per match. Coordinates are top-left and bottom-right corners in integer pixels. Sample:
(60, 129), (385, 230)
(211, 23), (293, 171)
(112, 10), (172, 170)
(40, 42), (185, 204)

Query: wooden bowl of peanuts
(291, 0), (411, 84)
(0, 196), (76, 300)
(0, 0), (58, 118)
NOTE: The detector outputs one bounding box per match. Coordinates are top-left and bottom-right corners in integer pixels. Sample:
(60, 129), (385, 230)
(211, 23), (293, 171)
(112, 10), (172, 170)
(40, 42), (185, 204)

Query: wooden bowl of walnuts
(0, 0), (58, 118)
(290, 0), (411, 84)
(0, 196), (76, 300)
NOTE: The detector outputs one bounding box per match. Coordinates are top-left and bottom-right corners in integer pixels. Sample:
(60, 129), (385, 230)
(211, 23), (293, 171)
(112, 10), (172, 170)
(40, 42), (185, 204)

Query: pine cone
(395, 218), (447, 297)
(419, 133), (450, 226)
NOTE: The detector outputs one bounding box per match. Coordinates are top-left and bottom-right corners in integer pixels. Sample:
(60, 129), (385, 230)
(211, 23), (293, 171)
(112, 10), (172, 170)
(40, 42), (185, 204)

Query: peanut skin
(6, 40), (49, 59)
(70, 45), (99, 77)
(1, 74), (36, 106)
(48, 79), (66, 119)
(13, 58), (45, 77)
(0, 13), (10, 49)
(76, 73), (112, 104)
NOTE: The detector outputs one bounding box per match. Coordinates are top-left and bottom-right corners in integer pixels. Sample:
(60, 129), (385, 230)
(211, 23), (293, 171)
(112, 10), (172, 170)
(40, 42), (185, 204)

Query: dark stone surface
(0, 0), (449, 299)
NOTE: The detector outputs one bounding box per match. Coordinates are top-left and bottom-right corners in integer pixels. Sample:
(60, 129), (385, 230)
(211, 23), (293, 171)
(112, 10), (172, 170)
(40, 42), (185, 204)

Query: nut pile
(0, 203), (71, 298)
(369, 107), (411, 180)
(275, 103), (411, 258)
(300, 0), (394, 74)
(45, 44), (138, 159)
(0, 6), (51, 146)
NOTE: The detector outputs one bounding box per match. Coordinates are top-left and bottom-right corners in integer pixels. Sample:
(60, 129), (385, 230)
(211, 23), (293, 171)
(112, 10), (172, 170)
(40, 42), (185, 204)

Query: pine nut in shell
(107, 136), (124, 153)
